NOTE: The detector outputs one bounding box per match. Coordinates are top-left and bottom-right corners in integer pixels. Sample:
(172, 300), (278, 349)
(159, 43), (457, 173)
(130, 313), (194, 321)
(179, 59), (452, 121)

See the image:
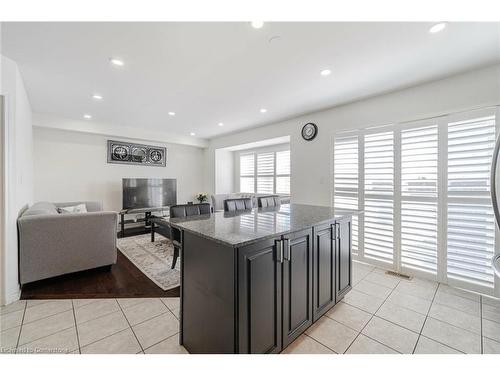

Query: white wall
(214, 148), (234, 194)
(33, 127), (206, 212)
(207, 64), (500, 206)
(1, 56), (34, 305)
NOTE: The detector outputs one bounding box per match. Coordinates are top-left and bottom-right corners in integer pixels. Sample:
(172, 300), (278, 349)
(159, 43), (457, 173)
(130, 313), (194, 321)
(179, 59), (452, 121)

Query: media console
(119, 206), (170, 237)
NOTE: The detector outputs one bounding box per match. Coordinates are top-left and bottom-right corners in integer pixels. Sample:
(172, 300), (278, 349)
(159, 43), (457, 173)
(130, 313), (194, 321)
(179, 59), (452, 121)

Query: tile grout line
(15, 321), (75, 348)
(364, 281), (482, 337)
(159, 298), (180, 321)
(115, 298), (145, 353)
(420, 288), (484, 350)
(417, 333), (467, 354)
(141, 331), (180, 353)
(303, 265), (375, 354)
(411, 280), (439, 354)
(327, 309), (423, 336)
(342, 273), (403, 354)
(20, 306), (74, 326)
(14, 301), (27, 352)
(302, 334), (338, 354)
(78, 327), (131, 353)
(20, 300), (129, 350)
(323, 314), (402, 354)
(71, 300), (82, 354)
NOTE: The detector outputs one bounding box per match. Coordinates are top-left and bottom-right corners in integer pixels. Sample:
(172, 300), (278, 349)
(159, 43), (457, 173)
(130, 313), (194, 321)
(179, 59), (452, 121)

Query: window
(364, 130), (394, 264)
(239, 149), (291, 195)
(276, 150), (291, 194)
(447, 114), (496, 288)
(257, 152), (275, 194)
(401, 123), (438, 275)
(240, 154), (255, 193)
(333, 135), (359, 255)
(333, 107), (498, 296)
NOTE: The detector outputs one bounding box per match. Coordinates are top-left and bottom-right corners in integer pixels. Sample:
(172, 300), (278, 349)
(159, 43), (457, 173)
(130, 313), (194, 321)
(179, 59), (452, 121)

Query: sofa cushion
(58, 203), (88, 214)
(22, 202), (59, 216)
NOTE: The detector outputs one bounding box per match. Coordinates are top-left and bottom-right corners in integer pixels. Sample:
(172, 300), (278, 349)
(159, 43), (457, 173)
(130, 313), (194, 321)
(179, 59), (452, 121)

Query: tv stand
(119, 206), (170, 238)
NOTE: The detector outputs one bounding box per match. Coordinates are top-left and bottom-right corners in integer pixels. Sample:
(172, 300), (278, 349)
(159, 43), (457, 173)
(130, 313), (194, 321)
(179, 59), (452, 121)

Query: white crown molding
(32, 112), (209, 148)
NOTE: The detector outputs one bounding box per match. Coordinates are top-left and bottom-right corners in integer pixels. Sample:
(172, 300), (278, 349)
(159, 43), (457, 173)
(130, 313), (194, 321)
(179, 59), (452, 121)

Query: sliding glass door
(333, 106), (499, 296)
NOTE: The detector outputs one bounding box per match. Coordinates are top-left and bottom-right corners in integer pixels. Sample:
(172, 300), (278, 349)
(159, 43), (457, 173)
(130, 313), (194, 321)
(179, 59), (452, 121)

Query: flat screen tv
(122, 178), (177, 210)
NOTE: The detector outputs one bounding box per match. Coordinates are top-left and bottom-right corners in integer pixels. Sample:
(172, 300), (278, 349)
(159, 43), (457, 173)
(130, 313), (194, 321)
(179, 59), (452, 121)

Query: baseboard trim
(2, 286), (21, 306)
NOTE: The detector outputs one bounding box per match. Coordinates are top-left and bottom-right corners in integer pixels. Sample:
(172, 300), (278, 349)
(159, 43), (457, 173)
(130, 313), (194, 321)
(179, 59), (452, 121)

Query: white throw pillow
(59, 203), (88, 214)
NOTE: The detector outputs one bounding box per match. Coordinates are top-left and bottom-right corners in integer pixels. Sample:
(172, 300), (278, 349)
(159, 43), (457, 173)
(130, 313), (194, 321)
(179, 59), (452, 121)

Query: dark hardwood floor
(21, 245), (180, 300)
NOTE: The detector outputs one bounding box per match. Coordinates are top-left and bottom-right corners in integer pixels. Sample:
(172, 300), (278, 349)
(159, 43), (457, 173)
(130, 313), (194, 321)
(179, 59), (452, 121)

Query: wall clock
(301, 123), (318, 141)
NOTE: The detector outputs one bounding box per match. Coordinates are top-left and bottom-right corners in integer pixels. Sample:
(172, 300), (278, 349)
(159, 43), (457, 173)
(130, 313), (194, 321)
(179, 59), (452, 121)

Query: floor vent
(385, 270), (412, 280)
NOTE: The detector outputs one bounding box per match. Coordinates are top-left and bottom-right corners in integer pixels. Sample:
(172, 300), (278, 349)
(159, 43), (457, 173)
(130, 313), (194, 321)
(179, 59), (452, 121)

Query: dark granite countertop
(163, 203), (360, 247)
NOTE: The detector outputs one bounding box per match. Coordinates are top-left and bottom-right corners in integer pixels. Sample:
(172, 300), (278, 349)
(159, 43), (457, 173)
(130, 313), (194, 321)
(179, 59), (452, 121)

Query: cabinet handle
(275, 239), (283, 263)
(283, 239), (291, 261)
(331, 223), (340, 240)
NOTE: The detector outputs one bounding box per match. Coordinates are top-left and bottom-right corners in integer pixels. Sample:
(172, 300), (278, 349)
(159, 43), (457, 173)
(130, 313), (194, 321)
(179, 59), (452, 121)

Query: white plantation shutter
(447, 114), (496, 289)
(364, 131), (394, 263)
(276, 150), (291, 194)
(333, 135), (359, 255)
(240, 154), (255, 193)
(332, 107), (499, 296)
(401, 124), (438, 275)
(276, 150), (290, 174)
(239, 149), (291, 195)
(257, 152), (275, 194)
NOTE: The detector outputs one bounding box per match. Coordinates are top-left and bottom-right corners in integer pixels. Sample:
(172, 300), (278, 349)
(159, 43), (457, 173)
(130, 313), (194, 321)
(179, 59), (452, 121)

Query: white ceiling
(2, 22), (500, 140)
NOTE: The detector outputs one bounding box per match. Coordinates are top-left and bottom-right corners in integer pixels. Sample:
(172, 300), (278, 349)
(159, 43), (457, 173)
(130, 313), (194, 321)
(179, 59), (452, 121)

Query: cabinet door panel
(336, 218), (352, 301)
(238, 237), (282, 354)
(312, 222), (336, 321)
(282, 229), (313, 348)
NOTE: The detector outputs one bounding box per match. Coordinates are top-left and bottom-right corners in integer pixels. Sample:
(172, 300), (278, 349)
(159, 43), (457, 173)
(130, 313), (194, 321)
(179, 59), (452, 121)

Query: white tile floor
(1, 261), (499, 354)
(1, 297), (185, 354)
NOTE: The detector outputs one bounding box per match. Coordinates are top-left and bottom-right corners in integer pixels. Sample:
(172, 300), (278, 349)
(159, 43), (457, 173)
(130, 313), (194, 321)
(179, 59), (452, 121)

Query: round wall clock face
(301, 123), (318, 141)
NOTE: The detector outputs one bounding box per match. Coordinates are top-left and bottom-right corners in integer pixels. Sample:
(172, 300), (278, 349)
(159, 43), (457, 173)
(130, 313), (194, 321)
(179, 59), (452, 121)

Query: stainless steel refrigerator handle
(491, 133), (500, 230)
(493, 254), (500, 278)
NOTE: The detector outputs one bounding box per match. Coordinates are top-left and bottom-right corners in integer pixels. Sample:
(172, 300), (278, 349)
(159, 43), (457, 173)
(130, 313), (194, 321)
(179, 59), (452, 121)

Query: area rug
(117, 234), (179, 291)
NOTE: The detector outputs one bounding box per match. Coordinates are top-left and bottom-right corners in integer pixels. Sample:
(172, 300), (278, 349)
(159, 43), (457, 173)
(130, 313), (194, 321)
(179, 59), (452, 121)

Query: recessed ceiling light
(109, 58), (124, 66)
(251, 21), (264, 29)
(260, 108), (267, 113)
(429, 22), (447, 34)
(83, 114), (92, 119)
(168, 112), (176, 116)
(190, 132), (196, 136)
(320, 69), (332, 76)
(218, 122), (224, 127)
(92, 94), (103, 100)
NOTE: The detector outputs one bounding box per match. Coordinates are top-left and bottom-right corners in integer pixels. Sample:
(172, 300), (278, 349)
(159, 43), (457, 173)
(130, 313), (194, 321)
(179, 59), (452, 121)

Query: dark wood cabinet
(312, 217), (352, 321)
(312, 221), (336, 321)
(180, 211), (352, 353)
(282, 228), (313, 348)
(238, 236), (282, 354)
(237, 228), (313, 353)
(335, 217), (352, 301)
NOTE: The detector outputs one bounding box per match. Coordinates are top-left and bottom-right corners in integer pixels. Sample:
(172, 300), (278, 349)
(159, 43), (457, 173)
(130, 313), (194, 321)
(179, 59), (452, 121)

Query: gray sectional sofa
(18, 201), (118, 285)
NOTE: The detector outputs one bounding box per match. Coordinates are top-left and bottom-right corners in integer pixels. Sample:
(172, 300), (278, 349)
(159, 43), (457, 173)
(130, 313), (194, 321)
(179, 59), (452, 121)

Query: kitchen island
(168, 203), (355, 354)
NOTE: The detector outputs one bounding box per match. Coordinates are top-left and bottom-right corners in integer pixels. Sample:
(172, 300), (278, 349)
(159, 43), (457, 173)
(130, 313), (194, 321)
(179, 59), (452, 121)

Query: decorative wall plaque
(107, 140), (167, 167)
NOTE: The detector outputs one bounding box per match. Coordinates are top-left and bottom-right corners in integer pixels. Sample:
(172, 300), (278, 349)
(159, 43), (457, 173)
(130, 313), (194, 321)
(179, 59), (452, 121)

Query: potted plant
(196, 192), (208, 203)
